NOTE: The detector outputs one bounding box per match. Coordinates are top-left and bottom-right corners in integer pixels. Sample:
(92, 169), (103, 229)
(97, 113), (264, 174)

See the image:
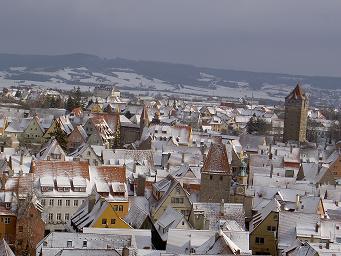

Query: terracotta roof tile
(31, 160), (89, 179)
(94, 166), (126, 183)
(202, 141), (231, 174)
(286, 83), (306, 101)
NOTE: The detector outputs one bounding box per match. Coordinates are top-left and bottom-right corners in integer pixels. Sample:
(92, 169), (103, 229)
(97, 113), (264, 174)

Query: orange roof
(72, 107), (83, 117)
(31, 160), (89, 179)
(202, 141), (231, 174)
(94, 166), (126, 183)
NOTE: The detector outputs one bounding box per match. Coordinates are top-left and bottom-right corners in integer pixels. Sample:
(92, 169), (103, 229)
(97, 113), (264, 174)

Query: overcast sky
(0, 0), (340, 77)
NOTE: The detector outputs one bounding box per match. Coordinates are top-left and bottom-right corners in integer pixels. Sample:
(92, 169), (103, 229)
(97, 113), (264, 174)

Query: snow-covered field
(0, 67), (299, 101)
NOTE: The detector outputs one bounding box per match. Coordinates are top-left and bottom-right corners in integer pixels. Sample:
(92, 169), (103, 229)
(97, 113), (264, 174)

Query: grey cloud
(0, 0), (340, 76)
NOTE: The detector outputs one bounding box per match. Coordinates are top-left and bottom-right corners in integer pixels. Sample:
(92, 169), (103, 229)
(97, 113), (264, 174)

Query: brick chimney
(136, 174), (146, 196)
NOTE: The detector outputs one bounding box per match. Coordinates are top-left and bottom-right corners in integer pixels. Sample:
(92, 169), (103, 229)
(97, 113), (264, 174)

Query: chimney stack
(296, 194), (300, 210)
(220, 199), (224, 216)
(136, 174), (146, 196)
(20, 150), (24, 166)
(122, 246), (129, 256)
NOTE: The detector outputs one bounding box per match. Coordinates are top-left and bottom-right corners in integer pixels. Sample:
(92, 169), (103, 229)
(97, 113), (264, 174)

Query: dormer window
(5, 203), (11, 209)
(41, 186), (53, 192)
(67, 241), (72, 248)
(51, 153), (61, 160)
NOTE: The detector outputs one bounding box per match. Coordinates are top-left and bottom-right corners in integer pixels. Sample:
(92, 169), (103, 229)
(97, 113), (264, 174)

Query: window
(66, 200), (70, 206)
(267, 226), (276, 232)
(210, 175), (213, 180)
(273, 214), (278, 220)
(114, 205), (118, 211)
(285, 169), (294, 177)
(5, 203), (11, 209)
(102, 218), (107, 225)
(49, 199), (54, 206)
(255, 237), (264, 244)
(57, 199), (62, 206)
(119, 205), (123, 211)
(67, 241), (72, 248)
(83, 240), (87, 247)
(4, 217), (10, 224)
(74, 200), (78, 207)
(18, 226), (23, 232)
(171, 197), (184, 204)
(41, 199), (46, 206)
(111, 219), (116, 224)
(57, 213), (61, 221)
(65, 213), (70, 221)
(48, 213), (53, 222)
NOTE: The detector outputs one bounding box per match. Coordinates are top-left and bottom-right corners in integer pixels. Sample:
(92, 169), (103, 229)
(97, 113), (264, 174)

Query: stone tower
(199, 137), (232, 203)
(140, 105), (149, 138)
(283, 83), (308, 143)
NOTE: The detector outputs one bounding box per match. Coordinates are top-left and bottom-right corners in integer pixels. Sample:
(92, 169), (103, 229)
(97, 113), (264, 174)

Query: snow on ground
(0, 67), (286, 101)
(9, 67), (27, 71)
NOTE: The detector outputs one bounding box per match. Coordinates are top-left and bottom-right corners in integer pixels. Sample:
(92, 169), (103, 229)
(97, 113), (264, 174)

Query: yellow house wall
(250, 211), (278, 256)
(92, 202), (130, 229)
(152, 184), (192, 221)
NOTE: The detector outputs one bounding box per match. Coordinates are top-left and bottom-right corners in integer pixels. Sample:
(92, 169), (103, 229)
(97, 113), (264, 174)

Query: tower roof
(202, 140), (231, 174)
(141, 105), (149, 120)
(285, 83), (306, 101)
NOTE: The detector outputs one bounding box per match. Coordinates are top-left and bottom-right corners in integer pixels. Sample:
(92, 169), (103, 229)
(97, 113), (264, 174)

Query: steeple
(140, 104), (149, 137)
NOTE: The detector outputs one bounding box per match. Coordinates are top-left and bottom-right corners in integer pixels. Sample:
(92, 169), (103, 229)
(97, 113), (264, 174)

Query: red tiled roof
(94, 166), (126, 183)
(31, 160), (89, 179)
(286, 83), (306, 100)
(202, 141), (231, 174)
(72, 107), (83, 117)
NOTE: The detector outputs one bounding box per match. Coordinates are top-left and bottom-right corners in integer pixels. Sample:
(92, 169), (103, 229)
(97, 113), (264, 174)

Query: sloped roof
(202, 141), (231, 174)
(285, 83), (306, 101)
(31, 160), (89, 179)
(0, 239), (15, 256)
(250, 198), (281, 232)
(124, 196), (149, 229)
(192, 202), (245, 230)
(90, 166), (126, 183)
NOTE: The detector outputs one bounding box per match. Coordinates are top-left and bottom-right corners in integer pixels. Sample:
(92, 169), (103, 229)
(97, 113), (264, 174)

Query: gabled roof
(250, 198), (281, 232)
(0, 239), (15, 256)
(31, 160), (89, 179)
(202, 140), (231, 174)
(37, 138), (66, 160)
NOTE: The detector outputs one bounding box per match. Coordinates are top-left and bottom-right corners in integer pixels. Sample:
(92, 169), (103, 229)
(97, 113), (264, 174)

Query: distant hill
(0, 53), (340, 90)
